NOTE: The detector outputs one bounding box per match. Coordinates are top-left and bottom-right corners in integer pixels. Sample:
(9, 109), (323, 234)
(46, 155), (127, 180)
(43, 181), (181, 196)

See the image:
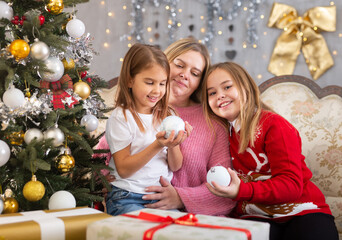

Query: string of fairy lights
(97, 0), (340, 80)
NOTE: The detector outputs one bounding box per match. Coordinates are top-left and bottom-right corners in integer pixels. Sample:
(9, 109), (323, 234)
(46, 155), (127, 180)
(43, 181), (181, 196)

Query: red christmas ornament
(19, 19), (24, 25)
(86, 77), (92, 83)
(39, 15), (45, 25)
(14, 16), (19, 20)
(80, 71), (87, 79)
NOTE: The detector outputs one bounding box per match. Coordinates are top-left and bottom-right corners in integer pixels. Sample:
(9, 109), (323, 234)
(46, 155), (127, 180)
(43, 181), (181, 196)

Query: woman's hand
(206, 168), (241, 199)
(143, 176), (184, 210)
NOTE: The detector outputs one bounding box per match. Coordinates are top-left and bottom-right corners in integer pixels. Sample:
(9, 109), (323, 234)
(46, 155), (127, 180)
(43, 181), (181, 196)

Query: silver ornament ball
(44, 127), (65, 147)
(24, 128), (44, 144)
(0, 139), (11, 167)
(38, 57), (64, 82)
(30, 40), (50, 61)
(81, 114), (99, 132)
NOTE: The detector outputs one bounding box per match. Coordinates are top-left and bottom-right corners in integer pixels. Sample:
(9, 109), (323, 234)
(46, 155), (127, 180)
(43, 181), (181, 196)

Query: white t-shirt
(105, 107), (173, 194)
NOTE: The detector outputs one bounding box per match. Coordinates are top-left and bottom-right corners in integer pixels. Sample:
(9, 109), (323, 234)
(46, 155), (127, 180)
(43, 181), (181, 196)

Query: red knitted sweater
(230, 110), (331, 221)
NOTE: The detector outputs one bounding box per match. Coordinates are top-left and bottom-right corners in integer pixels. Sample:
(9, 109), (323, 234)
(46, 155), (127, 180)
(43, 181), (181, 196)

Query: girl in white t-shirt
(105, 43), (192, 216)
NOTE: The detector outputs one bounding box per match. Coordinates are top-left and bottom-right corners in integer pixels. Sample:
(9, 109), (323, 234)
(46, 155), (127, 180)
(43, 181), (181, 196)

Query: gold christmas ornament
(62, 58), (75, 70)
(45, 0), (64, 15)
(23, 175), (45, 202)
(3, 190), (19, 214)
(55, 152), (75, 173)
(9, 39), (30, 60)
(73, 81), (91, 100)
(6, 130), (25, 145)
(3, 197), (19, 213)
(268, 3), (336, 80)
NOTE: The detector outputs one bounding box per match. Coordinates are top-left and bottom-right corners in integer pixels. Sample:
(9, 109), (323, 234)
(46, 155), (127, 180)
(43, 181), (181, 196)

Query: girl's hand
(143, 176), (184, 210)
(156, 121), (192, 148)
(206, 168), (241, 199)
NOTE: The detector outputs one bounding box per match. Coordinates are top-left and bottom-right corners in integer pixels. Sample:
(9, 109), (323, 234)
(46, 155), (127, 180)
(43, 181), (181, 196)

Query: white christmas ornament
(24, 128), (44, 144)
(0, 1), (13, 21)
(38, 57), (64, 82)
(30, 39), (50, 61)
(2, 86), (25, 109)
(0, 139), (11, 167)
(48, 190), (76, 210)
(66, 18), (85, 38)
(80, 114), (99, 132)
(0, 198), (3, 214)
(44, 127), (65, 147)
(207, 166), (231, 187)
(160, 116), (185, 138)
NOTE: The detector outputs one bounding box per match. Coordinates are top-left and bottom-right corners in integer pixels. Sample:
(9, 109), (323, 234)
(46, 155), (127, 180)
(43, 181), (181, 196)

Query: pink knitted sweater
(95, 104), (236, 216)
(171, 104), (236, 216)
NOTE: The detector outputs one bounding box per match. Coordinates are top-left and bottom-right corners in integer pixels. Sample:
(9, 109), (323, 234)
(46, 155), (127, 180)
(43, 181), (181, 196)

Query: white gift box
(87, 208), (270, 240)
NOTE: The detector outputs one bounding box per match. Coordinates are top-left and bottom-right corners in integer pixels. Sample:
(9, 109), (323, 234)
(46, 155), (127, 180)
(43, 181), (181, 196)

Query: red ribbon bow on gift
(123, 212), (251, 240)
(40, 74), (78, 109)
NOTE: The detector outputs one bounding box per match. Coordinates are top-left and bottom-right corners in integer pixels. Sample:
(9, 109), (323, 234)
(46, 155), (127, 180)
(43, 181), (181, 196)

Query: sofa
(260, 75), (342, 238)
(96, 75), (342, 238)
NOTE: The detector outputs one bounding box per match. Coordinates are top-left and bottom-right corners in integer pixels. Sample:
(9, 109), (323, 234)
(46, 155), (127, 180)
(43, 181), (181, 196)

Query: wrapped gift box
(87, 208), (270, 240)
(0, 207), (111, 240)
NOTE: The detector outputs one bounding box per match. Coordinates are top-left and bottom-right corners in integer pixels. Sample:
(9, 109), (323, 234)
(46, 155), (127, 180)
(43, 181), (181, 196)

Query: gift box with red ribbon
(86, 208), (270, 240)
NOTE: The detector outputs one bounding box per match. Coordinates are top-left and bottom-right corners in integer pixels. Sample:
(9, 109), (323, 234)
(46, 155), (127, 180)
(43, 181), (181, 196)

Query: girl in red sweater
(202, 62), (338, 240)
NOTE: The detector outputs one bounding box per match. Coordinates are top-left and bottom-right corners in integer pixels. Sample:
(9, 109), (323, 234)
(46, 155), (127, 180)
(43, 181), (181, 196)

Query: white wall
(74, 0), (341, 88)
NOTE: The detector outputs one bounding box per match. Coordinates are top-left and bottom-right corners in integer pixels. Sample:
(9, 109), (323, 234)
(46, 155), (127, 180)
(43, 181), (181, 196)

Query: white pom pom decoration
(207, 166), (231, 187)
(160, 116), (185, 138)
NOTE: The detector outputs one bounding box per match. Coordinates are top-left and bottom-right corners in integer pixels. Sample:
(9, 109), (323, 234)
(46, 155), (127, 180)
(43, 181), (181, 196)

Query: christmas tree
(0, 0), (111, 213)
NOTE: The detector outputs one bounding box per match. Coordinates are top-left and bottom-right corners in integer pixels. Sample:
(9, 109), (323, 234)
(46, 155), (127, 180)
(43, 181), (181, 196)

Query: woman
(97, 38), (235, 216)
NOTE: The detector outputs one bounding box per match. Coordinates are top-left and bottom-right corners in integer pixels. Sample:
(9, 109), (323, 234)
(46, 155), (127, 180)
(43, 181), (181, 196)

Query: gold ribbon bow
(268, 3), (336, 80)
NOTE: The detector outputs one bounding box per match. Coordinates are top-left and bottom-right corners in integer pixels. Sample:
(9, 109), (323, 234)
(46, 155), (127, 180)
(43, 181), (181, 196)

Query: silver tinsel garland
(124, 0), (263, 51)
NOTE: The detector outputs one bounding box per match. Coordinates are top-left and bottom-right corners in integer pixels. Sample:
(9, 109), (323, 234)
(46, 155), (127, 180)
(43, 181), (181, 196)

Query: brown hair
(115, 43), (171, 132)
(203, 62), (271, 153)
(164, 38), (210, 103)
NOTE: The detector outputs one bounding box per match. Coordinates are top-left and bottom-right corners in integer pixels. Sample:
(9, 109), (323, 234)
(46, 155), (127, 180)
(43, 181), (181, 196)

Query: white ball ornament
(207, 166), (231, 187)
(0, 198), (3, 214)
(30, 39), (50, 61)
(0, 140), (11, 167)
(24, 128), (44, 144)
(2, 86), (25, 109)
(160, 116), (185, 138)
(80, 114), (99, 132)
(66, 18), (85, 38)
(0, 1), (13, 21)
(48, 190), (76, 210)
(38, 57), (64, 82)
(44, 127), (65, 147)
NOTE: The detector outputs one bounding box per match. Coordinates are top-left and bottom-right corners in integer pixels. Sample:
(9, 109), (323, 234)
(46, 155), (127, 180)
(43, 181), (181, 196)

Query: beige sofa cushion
(260, 78), (342, 236)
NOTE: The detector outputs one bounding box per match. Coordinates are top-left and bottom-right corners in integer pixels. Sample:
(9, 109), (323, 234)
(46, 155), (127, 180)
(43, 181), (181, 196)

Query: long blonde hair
(115, 43), (171, 132)
(164, 38), (210, 103)
(203, 62), (271, 153)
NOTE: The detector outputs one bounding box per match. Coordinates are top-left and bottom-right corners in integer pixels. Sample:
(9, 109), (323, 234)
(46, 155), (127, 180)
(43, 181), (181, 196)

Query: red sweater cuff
(235, 181), (253, 201)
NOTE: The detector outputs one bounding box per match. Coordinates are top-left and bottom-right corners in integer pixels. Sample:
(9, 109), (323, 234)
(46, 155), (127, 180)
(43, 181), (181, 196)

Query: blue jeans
(106, 186), (158, 216)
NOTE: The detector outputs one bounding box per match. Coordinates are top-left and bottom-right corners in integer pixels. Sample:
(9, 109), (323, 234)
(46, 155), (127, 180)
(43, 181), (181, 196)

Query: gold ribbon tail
(268, 30), (302, 76)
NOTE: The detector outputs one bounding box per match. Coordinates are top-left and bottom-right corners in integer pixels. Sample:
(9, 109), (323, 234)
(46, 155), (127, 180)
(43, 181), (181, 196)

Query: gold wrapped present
(0, 207), (111, 240)
(87, 208), (270, 240)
